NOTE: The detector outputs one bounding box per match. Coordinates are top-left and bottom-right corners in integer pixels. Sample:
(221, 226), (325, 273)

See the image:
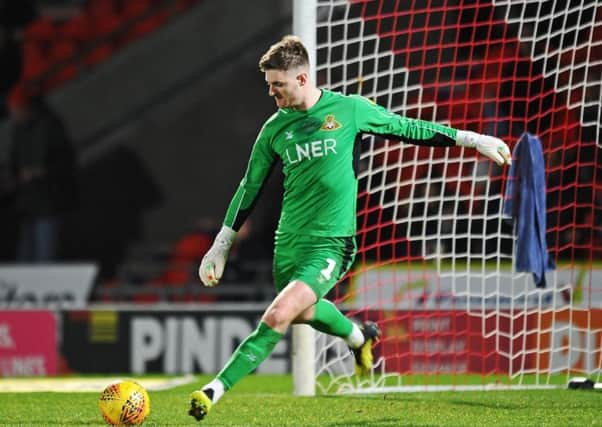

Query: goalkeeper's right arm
(198, 225), (236, 287)
(455, 130), (512, 166)
(198, 129), (276, 287)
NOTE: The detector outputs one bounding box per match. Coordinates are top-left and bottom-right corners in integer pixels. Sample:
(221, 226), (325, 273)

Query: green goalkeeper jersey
(223, 89), (457, 237)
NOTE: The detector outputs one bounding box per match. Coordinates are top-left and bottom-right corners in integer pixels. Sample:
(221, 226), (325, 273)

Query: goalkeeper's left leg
(188, 389), (213, 421)
(303, 299), (381, 374)
(188, 280), (316, 421)
(188, 322), (283, 421)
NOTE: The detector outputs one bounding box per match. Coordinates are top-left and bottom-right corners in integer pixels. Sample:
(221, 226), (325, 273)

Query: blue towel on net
(503, 132), (555, 288)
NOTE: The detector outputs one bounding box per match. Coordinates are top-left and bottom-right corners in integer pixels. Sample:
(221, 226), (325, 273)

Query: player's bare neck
(294, 87), (322, 111)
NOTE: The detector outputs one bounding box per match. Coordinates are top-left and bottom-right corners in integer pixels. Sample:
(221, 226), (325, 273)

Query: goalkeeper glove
(456, 130), (512, 166)
(198, 225), (236, 287)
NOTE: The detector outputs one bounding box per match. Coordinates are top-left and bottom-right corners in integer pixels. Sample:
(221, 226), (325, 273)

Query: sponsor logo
(129, 315), (289, 374)
(0, 279), (77, 308)
(284, 139), (337, 165)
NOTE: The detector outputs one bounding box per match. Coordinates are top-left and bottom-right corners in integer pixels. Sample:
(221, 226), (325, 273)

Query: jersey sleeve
(352, 95), (457, 147)
(223, 127), (276, 231)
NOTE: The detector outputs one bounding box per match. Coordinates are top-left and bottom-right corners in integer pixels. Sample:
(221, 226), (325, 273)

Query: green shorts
(273, 233), (356, 299)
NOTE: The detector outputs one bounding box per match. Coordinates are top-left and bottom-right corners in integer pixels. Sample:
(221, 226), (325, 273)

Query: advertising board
(0, 311), (57, 376)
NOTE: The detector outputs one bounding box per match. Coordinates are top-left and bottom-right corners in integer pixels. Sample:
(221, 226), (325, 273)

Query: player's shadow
(325, 421), (438, 427)
(39, 423), (99, 426)
(322, 394), (429, 426)
(447, 398), (521, 410)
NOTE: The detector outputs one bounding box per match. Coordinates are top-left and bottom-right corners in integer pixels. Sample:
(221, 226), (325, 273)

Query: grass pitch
(0, 374), (600, 426)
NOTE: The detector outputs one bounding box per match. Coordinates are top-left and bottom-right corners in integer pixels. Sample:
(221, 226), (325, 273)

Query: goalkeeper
(189, 35), (511, 421)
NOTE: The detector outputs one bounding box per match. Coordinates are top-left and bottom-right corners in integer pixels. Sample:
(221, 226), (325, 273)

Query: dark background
(0, 0), (291, 281)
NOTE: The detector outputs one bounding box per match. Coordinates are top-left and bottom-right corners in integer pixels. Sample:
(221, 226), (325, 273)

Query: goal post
(291, 0), (317, 397)
(293, 0), (602, 395)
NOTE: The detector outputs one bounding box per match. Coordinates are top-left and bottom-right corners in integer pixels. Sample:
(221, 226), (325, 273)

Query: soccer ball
(98, 380), (151, 426)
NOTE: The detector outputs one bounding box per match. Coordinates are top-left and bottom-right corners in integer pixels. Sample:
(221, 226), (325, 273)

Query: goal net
(307, 0), (602, 393)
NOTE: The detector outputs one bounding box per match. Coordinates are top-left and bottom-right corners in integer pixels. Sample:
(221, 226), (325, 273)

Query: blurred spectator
(0, 27), (22, 117)
(7, 88), (78, 262)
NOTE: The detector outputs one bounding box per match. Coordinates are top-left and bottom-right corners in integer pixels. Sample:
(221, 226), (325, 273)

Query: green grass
(1, 375), (601, 426)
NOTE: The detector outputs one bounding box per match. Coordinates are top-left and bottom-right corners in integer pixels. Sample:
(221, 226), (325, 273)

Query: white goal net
(296, 0), (602, 394)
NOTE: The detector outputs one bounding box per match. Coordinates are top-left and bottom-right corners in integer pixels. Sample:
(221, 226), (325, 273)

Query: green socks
(216, 300), (353, 391)
(307, 299), (353, 338)
(217, 322), (283, 390)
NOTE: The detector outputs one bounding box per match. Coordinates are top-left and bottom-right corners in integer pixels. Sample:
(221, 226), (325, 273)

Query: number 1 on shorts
(320, 258), (337, 281)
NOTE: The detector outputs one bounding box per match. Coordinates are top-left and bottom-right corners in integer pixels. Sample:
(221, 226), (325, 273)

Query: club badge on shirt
(320, 115), (342, 131)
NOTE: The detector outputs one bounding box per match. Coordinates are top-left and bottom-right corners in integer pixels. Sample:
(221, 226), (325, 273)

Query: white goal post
(291, 0), (318, 397)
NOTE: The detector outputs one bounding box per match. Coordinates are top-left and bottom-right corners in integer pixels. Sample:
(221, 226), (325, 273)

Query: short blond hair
(259, 35), (309, 71)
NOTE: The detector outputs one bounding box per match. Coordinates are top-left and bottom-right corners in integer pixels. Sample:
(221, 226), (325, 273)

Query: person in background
(0, 26), (21, 117)
(7, 86), (78, 262)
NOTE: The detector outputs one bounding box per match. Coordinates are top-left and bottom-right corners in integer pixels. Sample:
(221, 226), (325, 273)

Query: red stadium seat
(90, 12), (122, 39)
(87, 0), (123, 43)
(85, 43), (115, 67)
(59, 14), (92, 44)
(23, 17), (57, 42)
(125, 15), (166, 42)
(46, 40), (79, 88)
(87, 0), (119, 19)
(86, 13), (121, 66)
(20, 41), (50, 81)
(122, 0), (151, 18)
(49, 39), (77, 63)
(121, 0), (167, 43)
(6, 83), (30, 110)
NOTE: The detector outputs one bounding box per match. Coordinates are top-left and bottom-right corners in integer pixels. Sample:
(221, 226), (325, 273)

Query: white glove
(198, 225), (236, 287)
(456, 130), (512, 166)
